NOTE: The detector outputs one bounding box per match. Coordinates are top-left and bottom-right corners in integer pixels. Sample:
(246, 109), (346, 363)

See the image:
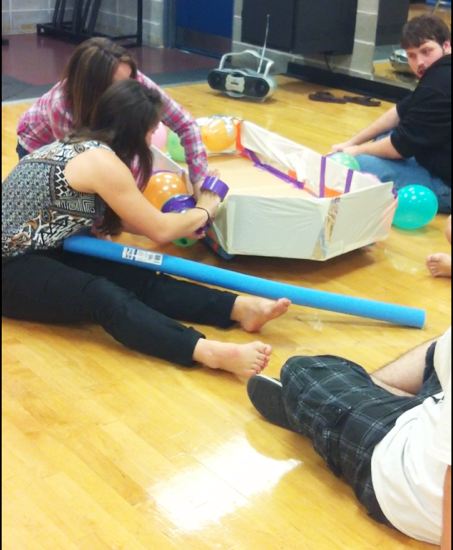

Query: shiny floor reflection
(149, 435), (301, 531)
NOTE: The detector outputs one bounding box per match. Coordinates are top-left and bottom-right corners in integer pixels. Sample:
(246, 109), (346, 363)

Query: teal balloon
(393, 185), (438, 230)
(166, 130), (186, 163)
(328, 152), (361, 171)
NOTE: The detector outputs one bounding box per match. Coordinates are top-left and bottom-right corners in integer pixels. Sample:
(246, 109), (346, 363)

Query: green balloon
(328, 152), (361, 171)
(173, 237), (198, 247)
(166, 130), (186, 163)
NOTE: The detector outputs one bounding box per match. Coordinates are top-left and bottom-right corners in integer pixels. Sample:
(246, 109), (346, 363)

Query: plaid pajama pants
(280, 344), (440, 525)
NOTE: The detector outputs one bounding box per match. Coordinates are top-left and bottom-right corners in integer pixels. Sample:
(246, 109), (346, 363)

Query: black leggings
(2, 249), (238, 367)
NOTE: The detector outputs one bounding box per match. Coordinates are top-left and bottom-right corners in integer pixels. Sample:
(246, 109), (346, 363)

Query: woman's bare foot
(426, 253), (452, 278)
(231, 297), (291, 333)
(193, 339), (272, 378)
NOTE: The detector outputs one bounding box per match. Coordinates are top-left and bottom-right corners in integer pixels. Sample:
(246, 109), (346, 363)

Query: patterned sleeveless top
(2, 139), (112, 258)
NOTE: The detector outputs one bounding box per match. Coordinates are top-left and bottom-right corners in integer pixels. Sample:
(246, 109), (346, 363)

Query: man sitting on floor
(332, 15), (451, 214)
(247, 326), (451, 547)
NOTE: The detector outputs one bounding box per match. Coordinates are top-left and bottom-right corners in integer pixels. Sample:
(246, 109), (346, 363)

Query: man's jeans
(355, 132), (451, 215)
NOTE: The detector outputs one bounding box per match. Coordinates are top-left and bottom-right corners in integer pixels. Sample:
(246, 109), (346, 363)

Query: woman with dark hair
(3, 79), (291, 378)
(16, 37), (209, 191)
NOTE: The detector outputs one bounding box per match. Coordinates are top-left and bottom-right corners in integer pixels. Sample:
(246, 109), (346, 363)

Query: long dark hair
(73, 79), (163, 234)
(62, 37), (138, 130)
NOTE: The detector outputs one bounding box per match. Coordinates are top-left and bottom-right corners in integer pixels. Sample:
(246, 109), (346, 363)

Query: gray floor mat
(2, 69), (212, 102)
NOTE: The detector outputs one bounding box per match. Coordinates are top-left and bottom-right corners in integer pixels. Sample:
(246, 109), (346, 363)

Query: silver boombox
(208, 49), (277, 101)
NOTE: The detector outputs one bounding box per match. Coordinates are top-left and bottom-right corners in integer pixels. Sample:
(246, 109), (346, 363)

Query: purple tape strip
(161, 195), (196, 213)
(242, 148), (304, 190)
(244, 148), (261, 167)
(319, 156), (327, 198)
(201, 176), (229, 199)
(344, 169), (354, 194)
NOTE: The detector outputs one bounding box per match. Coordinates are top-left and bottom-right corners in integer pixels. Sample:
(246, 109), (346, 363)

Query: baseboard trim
(286, 62), (413, 103)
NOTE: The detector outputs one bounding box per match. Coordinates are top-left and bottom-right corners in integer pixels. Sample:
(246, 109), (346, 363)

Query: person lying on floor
(3, 79), (291, 379)
(332, 15), (451, 214)
(247, 327), (451, 548)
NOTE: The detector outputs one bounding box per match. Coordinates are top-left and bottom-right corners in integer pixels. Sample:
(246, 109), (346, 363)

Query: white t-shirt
(371, 328), (451, 545)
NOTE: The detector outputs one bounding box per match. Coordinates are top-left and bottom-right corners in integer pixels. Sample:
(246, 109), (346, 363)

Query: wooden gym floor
(2, 33), (451, 550)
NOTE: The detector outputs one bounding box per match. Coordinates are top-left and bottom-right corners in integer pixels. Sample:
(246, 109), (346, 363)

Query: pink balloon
(361, 171), (382, 183)
(152, 122), (168, 150)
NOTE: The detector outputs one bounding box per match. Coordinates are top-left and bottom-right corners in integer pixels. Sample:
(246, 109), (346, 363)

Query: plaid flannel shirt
(17, 71), (208, 185)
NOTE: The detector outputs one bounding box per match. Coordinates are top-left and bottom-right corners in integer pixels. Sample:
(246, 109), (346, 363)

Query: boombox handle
(218, 50), (275, 79)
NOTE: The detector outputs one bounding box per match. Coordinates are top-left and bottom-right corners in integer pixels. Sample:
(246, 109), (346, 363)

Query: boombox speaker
(208, 49), (277, 101)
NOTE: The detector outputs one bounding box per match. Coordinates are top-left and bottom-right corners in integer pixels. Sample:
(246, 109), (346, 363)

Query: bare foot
(193, 339), (272, 378)
(231, 297), (291, 333)
(426, 253), (452, 278)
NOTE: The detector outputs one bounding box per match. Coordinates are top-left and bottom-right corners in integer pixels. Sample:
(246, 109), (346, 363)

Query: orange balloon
(201, 117), (238, 152)
(143, 171), (188, 210)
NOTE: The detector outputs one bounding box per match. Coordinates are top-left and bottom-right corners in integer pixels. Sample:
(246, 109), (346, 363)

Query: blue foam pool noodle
(63, 235), (426, 328)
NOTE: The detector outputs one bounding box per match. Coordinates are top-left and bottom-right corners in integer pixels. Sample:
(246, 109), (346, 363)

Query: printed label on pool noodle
(122, 247), (163, 265)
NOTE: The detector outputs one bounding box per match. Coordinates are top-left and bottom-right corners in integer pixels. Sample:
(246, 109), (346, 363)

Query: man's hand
(342, 145), (362, 157)
(343, 137), (402, 160)
(331, 141), (354, 153)
(330, 106), (401, 157)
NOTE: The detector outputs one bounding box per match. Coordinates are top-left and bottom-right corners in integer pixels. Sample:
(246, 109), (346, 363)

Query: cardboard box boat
(152, 120), (396, 261)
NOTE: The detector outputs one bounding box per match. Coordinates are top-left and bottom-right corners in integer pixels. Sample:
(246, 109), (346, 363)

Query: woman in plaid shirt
(16, 37), (209, 191)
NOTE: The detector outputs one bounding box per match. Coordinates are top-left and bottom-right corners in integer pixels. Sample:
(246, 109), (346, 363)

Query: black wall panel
(376, 0), (410, 46)
(241, 0), (359, 56)
(293, 0), (358, 55)
(241, 0), (296, 51)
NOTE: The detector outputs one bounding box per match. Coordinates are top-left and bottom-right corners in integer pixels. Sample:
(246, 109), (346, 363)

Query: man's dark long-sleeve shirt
(391, 55), (451, 186)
